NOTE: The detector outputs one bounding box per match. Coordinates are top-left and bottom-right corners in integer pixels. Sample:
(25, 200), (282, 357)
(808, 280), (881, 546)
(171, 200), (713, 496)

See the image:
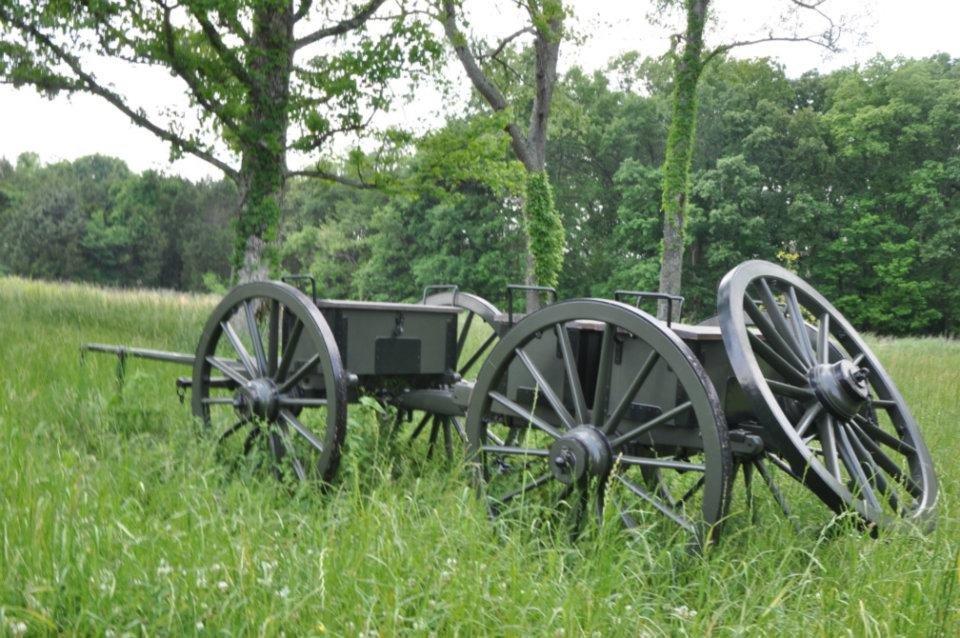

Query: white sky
(1, 0), (958, 181)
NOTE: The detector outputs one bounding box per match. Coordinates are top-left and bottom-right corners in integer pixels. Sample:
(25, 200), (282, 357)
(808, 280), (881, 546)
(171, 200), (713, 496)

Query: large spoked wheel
(465, 299), (733, 547)
(192, 281), (348, 484)
(409, 290), (504, 459)
(718, 260), (937, 529)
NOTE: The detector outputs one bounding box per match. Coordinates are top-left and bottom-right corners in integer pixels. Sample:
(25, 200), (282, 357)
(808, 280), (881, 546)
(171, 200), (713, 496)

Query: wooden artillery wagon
(85, 260), (938, 546)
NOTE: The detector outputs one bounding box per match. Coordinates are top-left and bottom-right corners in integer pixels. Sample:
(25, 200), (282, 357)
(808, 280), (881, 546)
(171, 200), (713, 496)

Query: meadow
(0, 276), (957, 636)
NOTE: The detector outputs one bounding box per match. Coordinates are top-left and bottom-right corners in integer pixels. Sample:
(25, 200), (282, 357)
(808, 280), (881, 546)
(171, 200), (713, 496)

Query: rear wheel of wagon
(191, 281), (348, 484)
(717, 260), (938, 530)
(465, 299), (733, 548)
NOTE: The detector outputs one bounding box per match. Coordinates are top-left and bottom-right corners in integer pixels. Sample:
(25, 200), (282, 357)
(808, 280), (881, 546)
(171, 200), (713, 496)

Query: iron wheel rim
(192, 281), (347, 484)
(465, 299), (733, 547)
(717, 260), (938, 529)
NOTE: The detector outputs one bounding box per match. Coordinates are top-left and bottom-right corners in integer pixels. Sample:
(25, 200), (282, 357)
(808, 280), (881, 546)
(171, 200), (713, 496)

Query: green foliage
(1, 277), (960, 634)
(0, 0), (442, 272)
(0, 154), (235, 290)
(523, 170), (564, 288)
(4, 54), (960, 335)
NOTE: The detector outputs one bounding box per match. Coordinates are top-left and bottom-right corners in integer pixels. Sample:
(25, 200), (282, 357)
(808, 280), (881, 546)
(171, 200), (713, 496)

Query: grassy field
(0, 276), (958, 636)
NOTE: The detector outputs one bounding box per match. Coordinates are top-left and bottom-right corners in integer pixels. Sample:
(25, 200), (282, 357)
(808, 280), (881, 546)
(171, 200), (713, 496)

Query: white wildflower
(217, 580), (229, 592)
(196, 621), (205, 631)
(277, 586), (290, 600)
(10, 621), (28, 637)
(672, 604), (697, 621)
(156, 559), (173, 578)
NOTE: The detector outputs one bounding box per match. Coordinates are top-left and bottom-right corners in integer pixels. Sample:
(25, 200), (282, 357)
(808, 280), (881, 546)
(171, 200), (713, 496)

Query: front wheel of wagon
(465, 299), (733, 548)
(192, 281), (348, 484)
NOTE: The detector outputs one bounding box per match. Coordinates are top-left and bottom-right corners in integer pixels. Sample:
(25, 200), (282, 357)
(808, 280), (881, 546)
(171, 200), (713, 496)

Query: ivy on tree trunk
(658, 0), (708, 321)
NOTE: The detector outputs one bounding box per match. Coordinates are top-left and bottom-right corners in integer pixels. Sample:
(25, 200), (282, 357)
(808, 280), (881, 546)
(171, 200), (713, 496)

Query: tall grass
(0, 277), (957, 636)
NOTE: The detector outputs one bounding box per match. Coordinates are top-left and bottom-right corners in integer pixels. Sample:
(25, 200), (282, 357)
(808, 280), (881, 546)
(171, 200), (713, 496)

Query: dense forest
(1, 54), (958, 335)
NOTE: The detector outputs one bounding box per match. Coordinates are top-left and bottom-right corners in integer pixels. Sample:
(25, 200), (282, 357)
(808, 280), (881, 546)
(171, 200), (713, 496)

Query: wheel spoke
(277, 353), (321, 394)
(616, 453), (705, 473)
(275, 320), (304, 382)
(836, 423), (881, 511)
(481, 445), (550, 458)
(848, 420), (922, 498)
(494, 472), (554, 505)
(459, 333), (497, 376)
(489, 391), (562, 439)
(617, 476), (695, 535)
(516, 349), (577, 431)
(841, 421), (903, 513)
(591, 324), (616, 428)
(217, 420), (247, 443)
(243, 426), (262, 455)
(871, 398), (897, 410)
(220, 320), (258, 377)
(818, 414), (842, 481)
(202, 397), (236, 406)
(280, 410), (325, 453)
(765, 378), (815, 400)
(409, 413), (431, 441)
(207, 356), (249, 387)
(450, 416), (468, 443)
(748, 331), (808, 386)
(278, 397), (327, 408)
(677, 475), (706, 505)
(267, 300), (280, 376)
(853, 415), (917, 455)
(610, 401), (693, 448)
(758, 278), (811, 367)
(602, 351), (659, 435)
(816, 313), (830, 365)
(744, 296), (808, 373)
(785, 286), (816, 364)
(456, 312), (475, 360)
(276, 426), (308, 481)
(243, 300), (268, 376)
(794, 402), (823, 438)
(555, 324), (588, 425)
(754, 458), (795, 520)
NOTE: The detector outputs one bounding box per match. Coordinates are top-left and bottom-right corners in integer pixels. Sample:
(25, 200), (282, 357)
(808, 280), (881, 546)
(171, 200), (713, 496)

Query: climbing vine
(524, 170), (565, 288)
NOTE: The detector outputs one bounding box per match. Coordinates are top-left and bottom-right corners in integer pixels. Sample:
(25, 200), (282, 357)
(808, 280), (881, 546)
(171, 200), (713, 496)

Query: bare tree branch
(440, 0), (532, 167)
(293, 0), (313, 22)
(0, 6), (239, 180)
(478, 26), (533, 62)
(160, 5), (242, 135)
(186, 6), (253, 86)
(293, 0), (388, 49)
(286, 168), (377, 189)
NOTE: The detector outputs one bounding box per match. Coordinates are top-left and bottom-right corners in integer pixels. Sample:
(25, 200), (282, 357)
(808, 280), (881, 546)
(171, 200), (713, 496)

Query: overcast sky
(2, 0), (958, 181)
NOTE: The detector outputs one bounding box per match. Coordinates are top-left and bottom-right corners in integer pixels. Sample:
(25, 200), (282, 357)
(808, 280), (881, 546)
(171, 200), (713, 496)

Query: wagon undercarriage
(84, 260), (938, 547)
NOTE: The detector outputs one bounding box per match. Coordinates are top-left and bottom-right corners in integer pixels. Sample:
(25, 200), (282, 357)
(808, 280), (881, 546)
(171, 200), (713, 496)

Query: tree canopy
(3, 54), (958, 336)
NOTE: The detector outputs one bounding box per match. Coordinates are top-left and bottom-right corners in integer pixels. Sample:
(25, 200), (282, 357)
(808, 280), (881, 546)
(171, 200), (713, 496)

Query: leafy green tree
(652, 0), (843, 320)
(439, 0), (566, 298)
(0, 0), (440, 280)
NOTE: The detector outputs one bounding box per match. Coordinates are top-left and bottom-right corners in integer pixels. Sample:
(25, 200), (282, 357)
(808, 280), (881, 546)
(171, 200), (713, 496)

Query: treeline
(2, 54), (959, 335)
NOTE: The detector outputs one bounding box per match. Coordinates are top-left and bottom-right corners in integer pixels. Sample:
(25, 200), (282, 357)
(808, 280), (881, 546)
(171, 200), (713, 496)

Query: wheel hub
(548, 426), (612, 484)
(238, 378), (280, 421)
(808, 359), (870, 419)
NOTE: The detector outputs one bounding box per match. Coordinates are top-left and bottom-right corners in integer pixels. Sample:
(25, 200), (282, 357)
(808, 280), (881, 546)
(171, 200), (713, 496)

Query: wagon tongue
(807, 359), (871, 419)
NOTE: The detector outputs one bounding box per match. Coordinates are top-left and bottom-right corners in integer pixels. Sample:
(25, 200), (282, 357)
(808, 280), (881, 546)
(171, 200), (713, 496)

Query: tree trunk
(658, 0), (709, 321)
(235, 1), (294, 283)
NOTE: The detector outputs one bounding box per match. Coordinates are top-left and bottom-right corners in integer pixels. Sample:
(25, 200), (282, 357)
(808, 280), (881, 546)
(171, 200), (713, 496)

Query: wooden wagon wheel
(465, 299), (733, 547)
(191, 281), (348, 484)
(402, 289), (504, 461)
(717, 260), (938, 530)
